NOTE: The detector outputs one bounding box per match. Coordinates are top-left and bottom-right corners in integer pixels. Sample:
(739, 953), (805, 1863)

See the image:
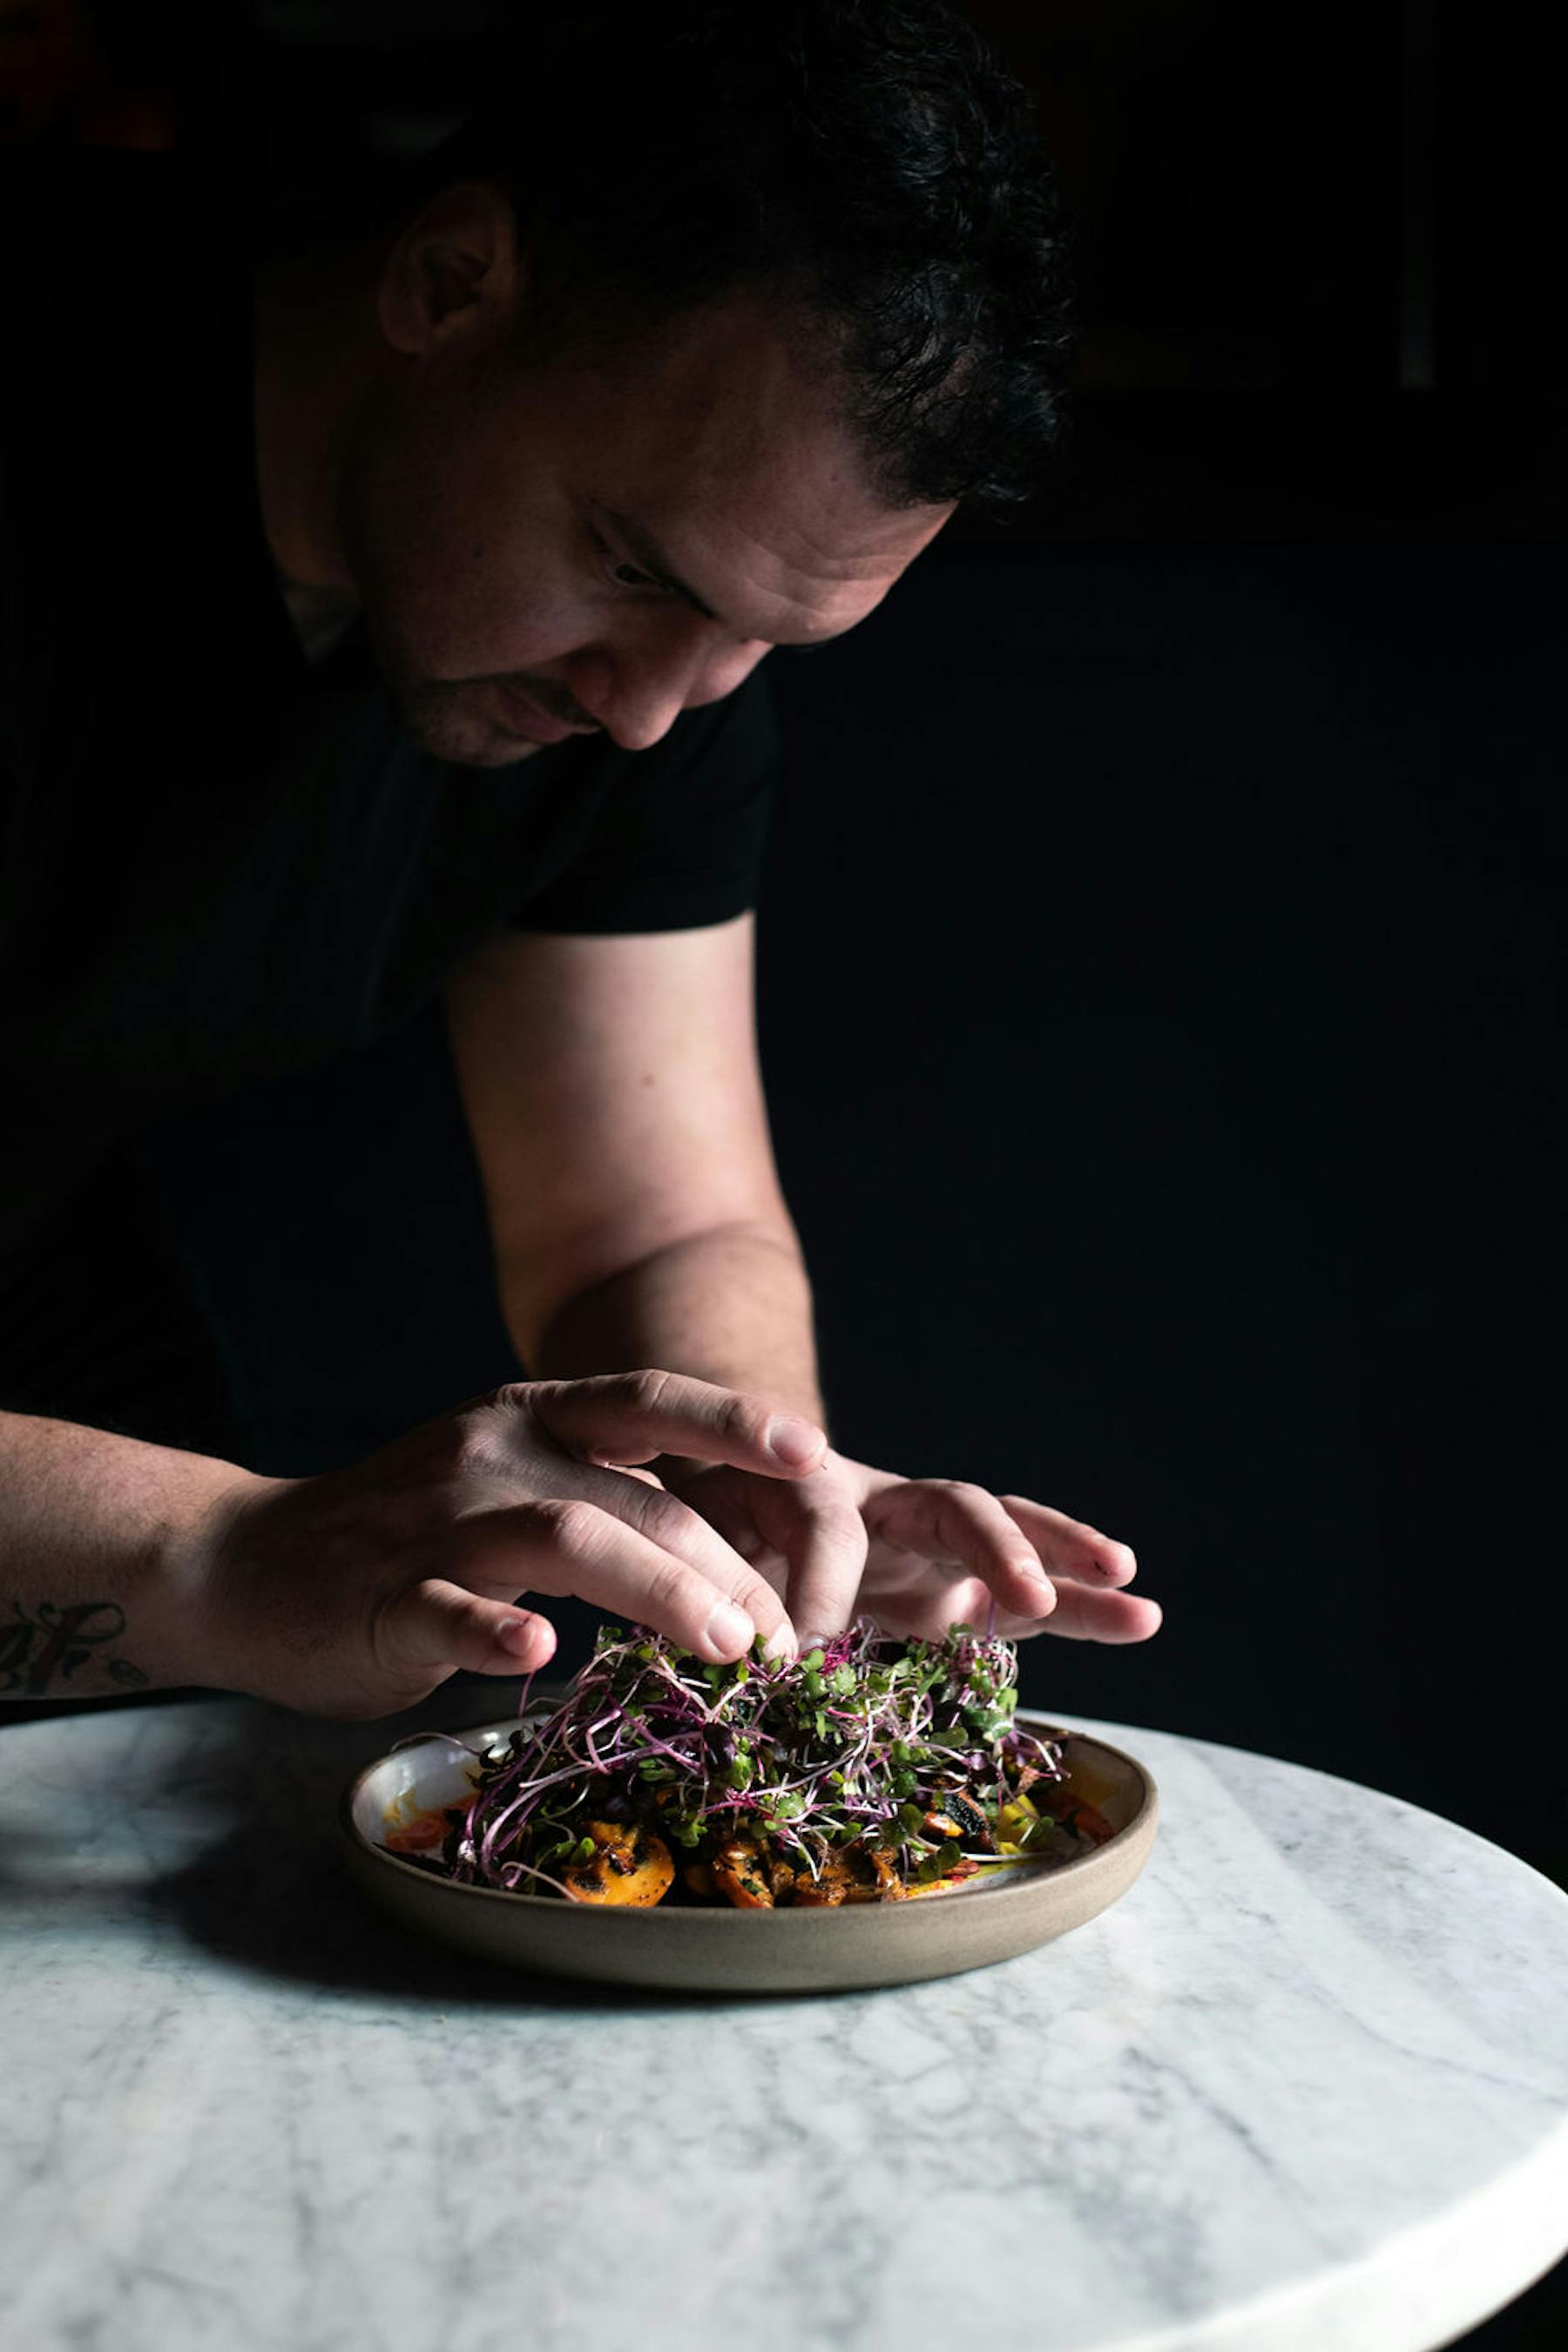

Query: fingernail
(500, 1615), (551, 1662)
(762, 1623), (799, 1665)
(703, 1599), (754, 1659)
(767, 1416), (822, 1469)
(1022, 1570), (1057, 1612)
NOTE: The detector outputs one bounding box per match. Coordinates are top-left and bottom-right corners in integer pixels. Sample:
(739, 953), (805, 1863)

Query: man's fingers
(528, 1455), (795, 1639)
(875, 1573), (1161, 1646)
(585, 1467), (788, 1612)
(378, 1580), (558, 1681)
(998, 1497), (1139, 1587)
(456, 1375), (809, 1656)
(995, 1585), (1163, 1644)
(865, 1479), (1058, 1622)
(517, 1371), (828, 1479)
(461, 1402), (779, 1619)
(868, 1572), (997, 1644)
(767, 1491), (869, 1646)
(449, 1497), (794, 1663)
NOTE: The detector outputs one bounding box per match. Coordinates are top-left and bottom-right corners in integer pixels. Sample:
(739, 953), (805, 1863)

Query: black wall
(758, 517), (1563, 1891)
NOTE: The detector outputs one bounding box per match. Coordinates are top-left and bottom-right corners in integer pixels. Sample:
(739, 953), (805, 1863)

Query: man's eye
(590, 531), (660, 593)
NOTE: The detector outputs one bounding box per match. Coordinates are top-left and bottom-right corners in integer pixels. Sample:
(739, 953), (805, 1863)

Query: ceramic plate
(341, 1707), (1158, 1994)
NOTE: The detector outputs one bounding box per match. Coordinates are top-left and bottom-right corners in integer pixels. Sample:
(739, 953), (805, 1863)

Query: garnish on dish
(385, 1619), (1117, 1907)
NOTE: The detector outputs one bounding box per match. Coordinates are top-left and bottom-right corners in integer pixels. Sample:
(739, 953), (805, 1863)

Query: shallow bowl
(340, 1707), (1159, 1994)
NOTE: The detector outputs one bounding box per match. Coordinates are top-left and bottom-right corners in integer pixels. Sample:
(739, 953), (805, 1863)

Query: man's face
(335, 260), (953, 770)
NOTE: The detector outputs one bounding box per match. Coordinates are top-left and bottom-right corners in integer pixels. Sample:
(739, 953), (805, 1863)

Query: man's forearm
(0, 1412), (253, 1700)
(526, 1219), (826, 1431)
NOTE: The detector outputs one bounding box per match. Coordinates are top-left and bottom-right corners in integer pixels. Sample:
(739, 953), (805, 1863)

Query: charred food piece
(788, 1860), (846, 1908)
(561, 1818), (675, 1907)
(767, 1854), (798, 1903)
(712, 1837), (774, 1909)
(790, 1842), (904, 1907)
(835, 1843), (905, 1903)
(923, 1790), (994, 1851)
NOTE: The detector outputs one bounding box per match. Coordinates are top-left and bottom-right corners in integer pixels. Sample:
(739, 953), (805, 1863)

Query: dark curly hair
(363, 1), (1075, 511)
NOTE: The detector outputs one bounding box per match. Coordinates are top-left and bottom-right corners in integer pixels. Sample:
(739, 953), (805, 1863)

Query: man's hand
(187, 1373), (826, 1719)
(661, 1450), (1160, 1648)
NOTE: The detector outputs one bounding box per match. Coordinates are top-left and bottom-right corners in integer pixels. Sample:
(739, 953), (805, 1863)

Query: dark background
(4, 8), (1563, 2343)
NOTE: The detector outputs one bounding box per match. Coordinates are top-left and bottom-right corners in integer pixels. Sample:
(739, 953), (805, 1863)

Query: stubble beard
(360, 608), (545, 770)
(392, 672), (546, 769)
(335, 396), (544, 771)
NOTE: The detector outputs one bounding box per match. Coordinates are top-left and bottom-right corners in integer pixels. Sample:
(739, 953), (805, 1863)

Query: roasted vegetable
(560, 1818), (674, 1907)
(794, 1842), (906, 1906)
(712, 1836), (774, 1908)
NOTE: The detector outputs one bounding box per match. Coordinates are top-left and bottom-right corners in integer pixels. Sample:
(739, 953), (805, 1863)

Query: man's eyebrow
(598, 501), (846, 651)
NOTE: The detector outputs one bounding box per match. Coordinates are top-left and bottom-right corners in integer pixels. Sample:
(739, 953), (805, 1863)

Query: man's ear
(377, 179), (522, 356)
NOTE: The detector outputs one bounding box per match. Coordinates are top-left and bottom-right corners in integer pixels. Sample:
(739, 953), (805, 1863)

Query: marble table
(3, 1692), (1566, 2352)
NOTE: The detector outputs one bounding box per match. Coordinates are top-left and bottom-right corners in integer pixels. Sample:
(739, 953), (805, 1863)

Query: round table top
(3, 1691), (1565, 2352)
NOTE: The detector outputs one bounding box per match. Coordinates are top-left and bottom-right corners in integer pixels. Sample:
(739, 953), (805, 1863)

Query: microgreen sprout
(433, 1618), (1069, 1902)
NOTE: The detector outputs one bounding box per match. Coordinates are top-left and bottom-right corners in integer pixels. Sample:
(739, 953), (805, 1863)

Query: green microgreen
(448, 1616), (1068, 1902)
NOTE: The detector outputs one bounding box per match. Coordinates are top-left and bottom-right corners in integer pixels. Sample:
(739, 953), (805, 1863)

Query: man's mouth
(490, 679), (598, 745)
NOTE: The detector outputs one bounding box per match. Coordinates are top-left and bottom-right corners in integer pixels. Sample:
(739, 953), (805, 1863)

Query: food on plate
(387, 1619), (1115, 1908)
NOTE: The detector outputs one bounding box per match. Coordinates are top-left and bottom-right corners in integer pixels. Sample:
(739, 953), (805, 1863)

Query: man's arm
(0, 1375), (828, 1710)
(0, 1412), (255, 1700)
(446, 915), (824, 1422)
(0, 916), (828, 1710)
(0, 917), (832, 1712)
(447, 916), (1160, 1651)
(0, 910), (1147, 1713)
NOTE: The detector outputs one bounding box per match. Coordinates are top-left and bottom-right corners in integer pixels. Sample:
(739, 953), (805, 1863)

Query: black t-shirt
(0, 151), (778, 1286)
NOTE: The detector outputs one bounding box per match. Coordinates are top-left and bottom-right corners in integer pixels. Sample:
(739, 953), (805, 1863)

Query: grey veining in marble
(3, 1693), (1565, 2352)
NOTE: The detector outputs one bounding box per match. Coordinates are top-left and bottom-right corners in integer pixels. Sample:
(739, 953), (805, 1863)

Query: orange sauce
(383, 1775), (480, 1855)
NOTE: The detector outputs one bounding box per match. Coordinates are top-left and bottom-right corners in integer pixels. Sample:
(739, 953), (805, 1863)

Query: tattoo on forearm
(0, 1600), (149, 1698)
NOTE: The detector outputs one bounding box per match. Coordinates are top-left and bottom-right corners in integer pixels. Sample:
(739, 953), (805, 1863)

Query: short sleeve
(508, 666), (781, 934)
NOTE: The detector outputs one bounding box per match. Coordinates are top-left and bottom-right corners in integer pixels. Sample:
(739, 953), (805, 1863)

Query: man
(0, 3), (1159, 1716)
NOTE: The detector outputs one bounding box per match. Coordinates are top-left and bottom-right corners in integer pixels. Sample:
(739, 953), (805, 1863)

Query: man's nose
(567, 627), (768, 753)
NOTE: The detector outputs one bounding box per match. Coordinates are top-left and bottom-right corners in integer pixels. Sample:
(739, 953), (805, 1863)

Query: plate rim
(339, 1707), (1159, 1927)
